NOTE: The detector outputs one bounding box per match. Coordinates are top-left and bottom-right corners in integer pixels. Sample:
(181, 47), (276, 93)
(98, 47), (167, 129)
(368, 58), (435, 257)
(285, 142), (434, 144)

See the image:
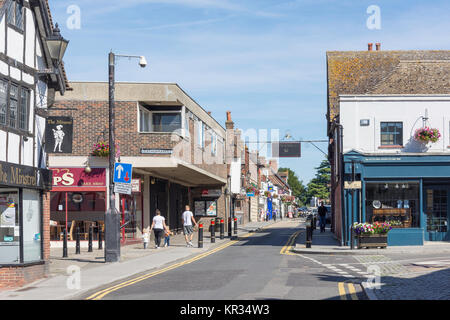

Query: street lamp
(105, 51), (147, 263)
(46, 24), (69, 64)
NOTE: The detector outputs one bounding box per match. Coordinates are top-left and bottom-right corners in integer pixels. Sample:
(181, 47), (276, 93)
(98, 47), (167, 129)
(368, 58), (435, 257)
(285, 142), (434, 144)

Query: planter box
(357, 234), (388, 249)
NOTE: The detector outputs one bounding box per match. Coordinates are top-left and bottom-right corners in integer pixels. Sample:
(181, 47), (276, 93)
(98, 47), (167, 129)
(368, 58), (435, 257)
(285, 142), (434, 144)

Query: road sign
(114, 182), (132, 195)
(113, 163), (132, 184)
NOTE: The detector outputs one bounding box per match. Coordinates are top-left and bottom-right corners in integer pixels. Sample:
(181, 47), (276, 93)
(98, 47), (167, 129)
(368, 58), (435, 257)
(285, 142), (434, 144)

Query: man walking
(182, 205), (198, 247)
(318, 201), (327, 233)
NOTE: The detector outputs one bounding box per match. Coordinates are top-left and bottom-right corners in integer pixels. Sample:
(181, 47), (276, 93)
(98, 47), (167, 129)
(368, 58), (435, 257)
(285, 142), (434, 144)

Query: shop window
(365, 182), (420, 228)
(0, 189), (20, 264)
(380, 122), (403, 146)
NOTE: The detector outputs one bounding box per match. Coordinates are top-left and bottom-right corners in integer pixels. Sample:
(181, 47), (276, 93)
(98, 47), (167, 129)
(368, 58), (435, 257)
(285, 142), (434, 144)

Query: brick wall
(0, 264), (48, 288)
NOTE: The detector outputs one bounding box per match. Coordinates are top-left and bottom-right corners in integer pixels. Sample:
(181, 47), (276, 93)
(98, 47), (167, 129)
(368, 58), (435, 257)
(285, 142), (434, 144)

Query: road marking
(280, 230), (302, 255)
(338, 282), (358, 300)
(86, 232), (257, 300)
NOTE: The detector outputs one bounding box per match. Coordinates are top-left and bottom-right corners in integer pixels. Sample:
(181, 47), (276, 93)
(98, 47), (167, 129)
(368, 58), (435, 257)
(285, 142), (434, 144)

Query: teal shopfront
(342, 151), (450, 246)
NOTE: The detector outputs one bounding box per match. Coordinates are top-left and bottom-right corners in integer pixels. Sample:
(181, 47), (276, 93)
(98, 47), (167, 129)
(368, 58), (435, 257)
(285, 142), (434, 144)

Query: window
(152, 113), (181, 133)
(0, 189), (20, 264)
(139, 108), (150, 132)
(211, 131), (217, 156)
(381, 122), (403, 146)
(197, 121), (204, 148)
(365, 182), (420, 228)
(7, 0), (23, 30)
(0, 80), (7, 125)
(0, 80), (29, 131)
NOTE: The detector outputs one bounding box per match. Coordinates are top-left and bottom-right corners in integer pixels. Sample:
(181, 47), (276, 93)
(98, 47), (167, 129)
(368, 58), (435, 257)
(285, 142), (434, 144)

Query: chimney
(368, 43), (373, 51)
(225, 111), (234, 129)
(375, 43), (381, 51)
(207, 111), (211, 116)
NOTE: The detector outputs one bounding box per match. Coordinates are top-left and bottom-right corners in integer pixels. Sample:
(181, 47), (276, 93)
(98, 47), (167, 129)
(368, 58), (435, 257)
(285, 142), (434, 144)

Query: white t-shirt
(153, 215), (165, 230)
(182, 211), (194, 226)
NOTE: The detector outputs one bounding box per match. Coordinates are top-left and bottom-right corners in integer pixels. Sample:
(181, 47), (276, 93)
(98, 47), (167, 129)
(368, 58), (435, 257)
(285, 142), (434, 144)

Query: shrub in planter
(353, 222), (392, 249)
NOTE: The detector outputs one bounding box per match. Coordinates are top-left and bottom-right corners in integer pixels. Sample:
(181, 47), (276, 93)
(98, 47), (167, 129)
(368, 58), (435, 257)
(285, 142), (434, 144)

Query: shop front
(343, 151), (450, 246)
(0, 161), (52, 266)
(50, 168), (107, 242)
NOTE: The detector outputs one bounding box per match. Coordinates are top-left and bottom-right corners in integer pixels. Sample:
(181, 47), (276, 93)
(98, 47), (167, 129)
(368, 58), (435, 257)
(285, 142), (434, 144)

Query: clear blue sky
(49, 0), (450, 184)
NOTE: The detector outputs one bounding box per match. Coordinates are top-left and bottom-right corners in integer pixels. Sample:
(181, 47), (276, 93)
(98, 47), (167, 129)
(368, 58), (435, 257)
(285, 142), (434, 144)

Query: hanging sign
(45, 117), (73, 154)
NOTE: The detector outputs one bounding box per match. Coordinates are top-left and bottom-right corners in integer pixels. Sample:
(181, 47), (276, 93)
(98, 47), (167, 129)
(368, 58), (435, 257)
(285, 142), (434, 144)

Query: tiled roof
(327, 50), (450, 123)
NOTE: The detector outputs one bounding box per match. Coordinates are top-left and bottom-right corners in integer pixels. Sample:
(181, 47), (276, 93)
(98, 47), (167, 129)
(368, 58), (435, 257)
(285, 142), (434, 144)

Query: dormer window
(7, 0), (24, 31)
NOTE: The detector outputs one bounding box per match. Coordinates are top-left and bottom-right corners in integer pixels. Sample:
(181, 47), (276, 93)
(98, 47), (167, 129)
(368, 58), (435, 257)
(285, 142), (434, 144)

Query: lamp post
(105, 52), (147, 263)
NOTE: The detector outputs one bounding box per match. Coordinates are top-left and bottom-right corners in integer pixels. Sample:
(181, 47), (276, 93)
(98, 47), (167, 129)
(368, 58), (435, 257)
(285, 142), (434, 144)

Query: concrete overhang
(120, 157), (227, 188)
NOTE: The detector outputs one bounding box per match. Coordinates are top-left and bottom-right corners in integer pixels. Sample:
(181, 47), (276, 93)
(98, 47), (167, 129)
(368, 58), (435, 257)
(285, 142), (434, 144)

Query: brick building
(0, 0), (69, 287)
(48, 82), (228, 243)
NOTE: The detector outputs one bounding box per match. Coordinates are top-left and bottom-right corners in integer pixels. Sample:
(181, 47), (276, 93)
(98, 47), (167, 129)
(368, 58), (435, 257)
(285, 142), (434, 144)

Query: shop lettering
(53, 172), (75, 186)
(10, 167), (37, 186)
(0, 164), (7, 184)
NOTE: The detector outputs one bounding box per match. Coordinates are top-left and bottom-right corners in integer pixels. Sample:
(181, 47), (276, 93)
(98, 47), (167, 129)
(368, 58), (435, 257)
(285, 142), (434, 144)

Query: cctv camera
(139, 56), (147, 68)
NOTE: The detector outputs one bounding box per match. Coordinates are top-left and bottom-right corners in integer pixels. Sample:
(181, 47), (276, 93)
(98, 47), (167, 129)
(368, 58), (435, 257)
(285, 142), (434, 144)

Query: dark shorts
(183, 225), (194, 235)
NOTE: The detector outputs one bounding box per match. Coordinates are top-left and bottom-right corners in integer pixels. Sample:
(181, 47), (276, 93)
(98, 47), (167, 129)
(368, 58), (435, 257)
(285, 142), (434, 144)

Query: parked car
(324, 205), (332, 224)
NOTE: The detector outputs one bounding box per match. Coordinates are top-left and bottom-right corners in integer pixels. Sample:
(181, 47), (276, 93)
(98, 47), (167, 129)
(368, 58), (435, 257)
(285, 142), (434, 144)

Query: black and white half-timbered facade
(0, 0), (69, 287)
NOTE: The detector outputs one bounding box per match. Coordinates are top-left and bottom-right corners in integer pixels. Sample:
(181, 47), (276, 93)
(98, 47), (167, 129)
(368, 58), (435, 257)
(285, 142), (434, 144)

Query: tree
(278, 167), (307, 206)
(306, 159), (331, 204)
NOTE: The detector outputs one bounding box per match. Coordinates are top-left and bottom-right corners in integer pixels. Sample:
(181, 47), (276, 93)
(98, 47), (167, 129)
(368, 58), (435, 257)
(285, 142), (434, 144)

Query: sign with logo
(246, 192), (255, 197)
(45, 117), (73, 154)
(201, 189), (222, 197)
(344, 181), (362, 189)
(51, 168), (106, 188)
(113, 163), (132, 184)
(0, 161), (52, 190)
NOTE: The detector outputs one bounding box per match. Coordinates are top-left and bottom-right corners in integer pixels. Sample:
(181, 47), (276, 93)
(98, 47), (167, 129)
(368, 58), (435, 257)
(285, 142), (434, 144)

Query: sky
(49, 0), (450, 184)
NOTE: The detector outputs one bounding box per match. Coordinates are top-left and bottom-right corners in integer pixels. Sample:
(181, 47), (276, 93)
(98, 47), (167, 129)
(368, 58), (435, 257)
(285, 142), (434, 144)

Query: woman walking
(149, 209), (169, 249)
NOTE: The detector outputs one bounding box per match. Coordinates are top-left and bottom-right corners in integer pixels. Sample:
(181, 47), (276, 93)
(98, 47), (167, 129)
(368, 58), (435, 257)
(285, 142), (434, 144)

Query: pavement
(0, 220), (275, 300)
(292, 220), (450, 300)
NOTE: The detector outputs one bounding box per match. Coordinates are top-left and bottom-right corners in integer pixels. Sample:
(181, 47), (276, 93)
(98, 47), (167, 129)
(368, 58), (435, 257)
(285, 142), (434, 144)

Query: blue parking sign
(113, 163), (133, 184)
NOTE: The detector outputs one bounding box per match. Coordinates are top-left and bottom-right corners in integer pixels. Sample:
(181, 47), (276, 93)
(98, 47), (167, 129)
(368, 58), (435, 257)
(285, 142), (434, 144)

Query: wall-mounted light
(84, 159), (92, 173)
(46, 24), (69, 65)
(360, 119), (370, 126)
(151, 177), (156, 185)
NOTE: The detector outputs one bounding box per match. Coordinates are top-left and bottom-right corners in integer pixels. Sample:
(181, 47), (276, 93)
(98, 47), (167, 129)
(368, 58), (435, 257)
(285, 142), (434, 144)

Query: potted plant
(91, 141), (110, 157)
(414, 127), (441, 144)
(353, 222), (392, 249)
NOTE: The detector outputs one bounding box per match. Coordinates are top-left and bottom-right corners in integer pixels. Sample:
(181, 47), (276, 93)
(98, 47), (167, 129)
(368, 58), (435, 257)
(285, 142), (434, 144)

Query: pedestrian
(164, 228), (174, 247)
(318, 201), (327, 232)
(149, 209), (168, 249)
(182, 205), (198, 247)
(273, 209), (277, 222)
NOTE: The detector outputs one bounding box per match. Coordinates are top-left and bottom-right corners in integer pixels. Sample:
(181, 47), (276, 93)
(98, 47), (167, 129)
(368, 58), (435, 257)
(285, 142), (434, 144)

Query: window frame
(380, 121), (403, 146)
(0, 78), (31, 134)
(7, 0), (24, 31)
(138, 106), (183, 134)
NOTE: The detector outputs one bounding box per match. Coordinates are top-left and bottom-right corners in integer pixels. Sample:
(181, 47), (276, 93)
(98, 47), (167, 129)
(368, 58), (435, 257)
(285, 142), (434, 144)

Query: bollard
(210, 219), (215, 243)
(75, 227), (80, 254)
(63, 229), (68, 258)
(88, 225), (93, 252)
(306, 225), (312, 248)
(228, 217), (232, 238)
(198, 223), (203, 248)
(220, 219), (224, 240)
(98, 226), (103, 250)
(232, 217), (238, 239)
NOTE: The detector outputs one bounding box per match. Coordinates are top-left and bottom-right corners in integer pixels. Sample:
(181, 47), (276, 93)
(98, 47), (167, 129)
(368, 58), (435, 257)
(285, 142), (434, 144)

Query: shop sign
(246, 192), (255, 197)
(45, 117), (73, 154)
(0, 161), (52, 190)
(201, 189), (222, 197)
(51, 168), (106, 188)
(140, 149), (173, 155)
(131, 179), (141, 193)
(344, 181), (362, 189)
(272, 142), (301, 158)
(114, 182), (132, 195)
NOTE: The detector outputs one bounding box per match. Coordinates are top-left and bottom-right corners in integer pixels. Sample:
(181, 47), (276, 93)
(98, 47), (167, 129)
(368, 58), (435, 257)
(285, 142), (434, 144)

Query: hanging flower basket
(91, 141), (110, 157)
(414, 127), (441, 144)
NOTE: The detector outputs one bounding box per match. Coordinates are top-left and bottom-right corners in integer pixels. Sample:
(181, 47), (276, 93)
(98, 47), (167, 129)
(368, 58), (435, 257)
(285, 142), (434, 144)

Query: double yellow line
(280, 230), (301, 256)
(86, 233), (255, 300)
(338, 282), (358, 300)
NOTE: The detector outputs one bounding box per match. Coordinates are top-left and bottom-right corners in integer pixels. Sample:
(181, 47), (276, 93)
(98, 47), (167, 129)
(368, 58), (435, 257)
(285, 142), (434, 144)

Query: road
(82, 220), (367, 300)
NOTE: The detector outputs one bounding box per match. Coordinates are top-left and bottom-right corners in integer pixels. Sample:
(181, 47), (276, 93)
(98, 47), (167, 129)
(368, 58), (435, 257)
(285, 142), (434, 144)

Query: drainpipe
(337, 123), (345, 247)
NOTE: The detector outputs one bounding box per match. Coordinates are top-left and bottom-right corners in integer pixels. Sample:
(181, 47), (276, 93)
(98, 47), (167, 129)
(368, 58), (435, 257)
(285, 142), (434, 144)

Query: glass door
(424, 187), (449, 241)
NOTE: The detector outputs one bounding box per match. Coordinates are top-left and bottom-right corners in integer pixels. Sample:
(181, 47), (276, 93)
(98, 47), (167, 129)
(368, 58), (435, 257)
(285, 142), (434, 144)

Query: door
(424, 187), (450, 241)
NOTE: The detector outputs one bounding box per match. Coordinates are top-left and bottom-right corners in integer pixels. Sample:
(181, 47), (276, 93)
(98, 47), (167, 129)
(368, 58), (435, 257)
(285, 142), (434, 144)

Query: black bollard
(306, 225), (312, 248)
(98, 226), (103, 250)
(88, 225), (93, 252)
(228, 217), (232, 238)
(63, 229), (68, 258)
(75, 226), (80, 254)
(220, 219), (224, 240)
(232, 217), (238, 240)
(210, 219), (215, 243)
(198, 223), (203, 248)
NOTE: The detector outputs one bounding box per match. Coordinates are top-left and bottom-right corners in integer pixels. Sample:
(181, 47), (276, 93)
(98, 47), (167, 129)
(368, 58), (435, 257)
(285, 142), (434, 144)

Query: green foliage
(306, 159), (331, 202)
